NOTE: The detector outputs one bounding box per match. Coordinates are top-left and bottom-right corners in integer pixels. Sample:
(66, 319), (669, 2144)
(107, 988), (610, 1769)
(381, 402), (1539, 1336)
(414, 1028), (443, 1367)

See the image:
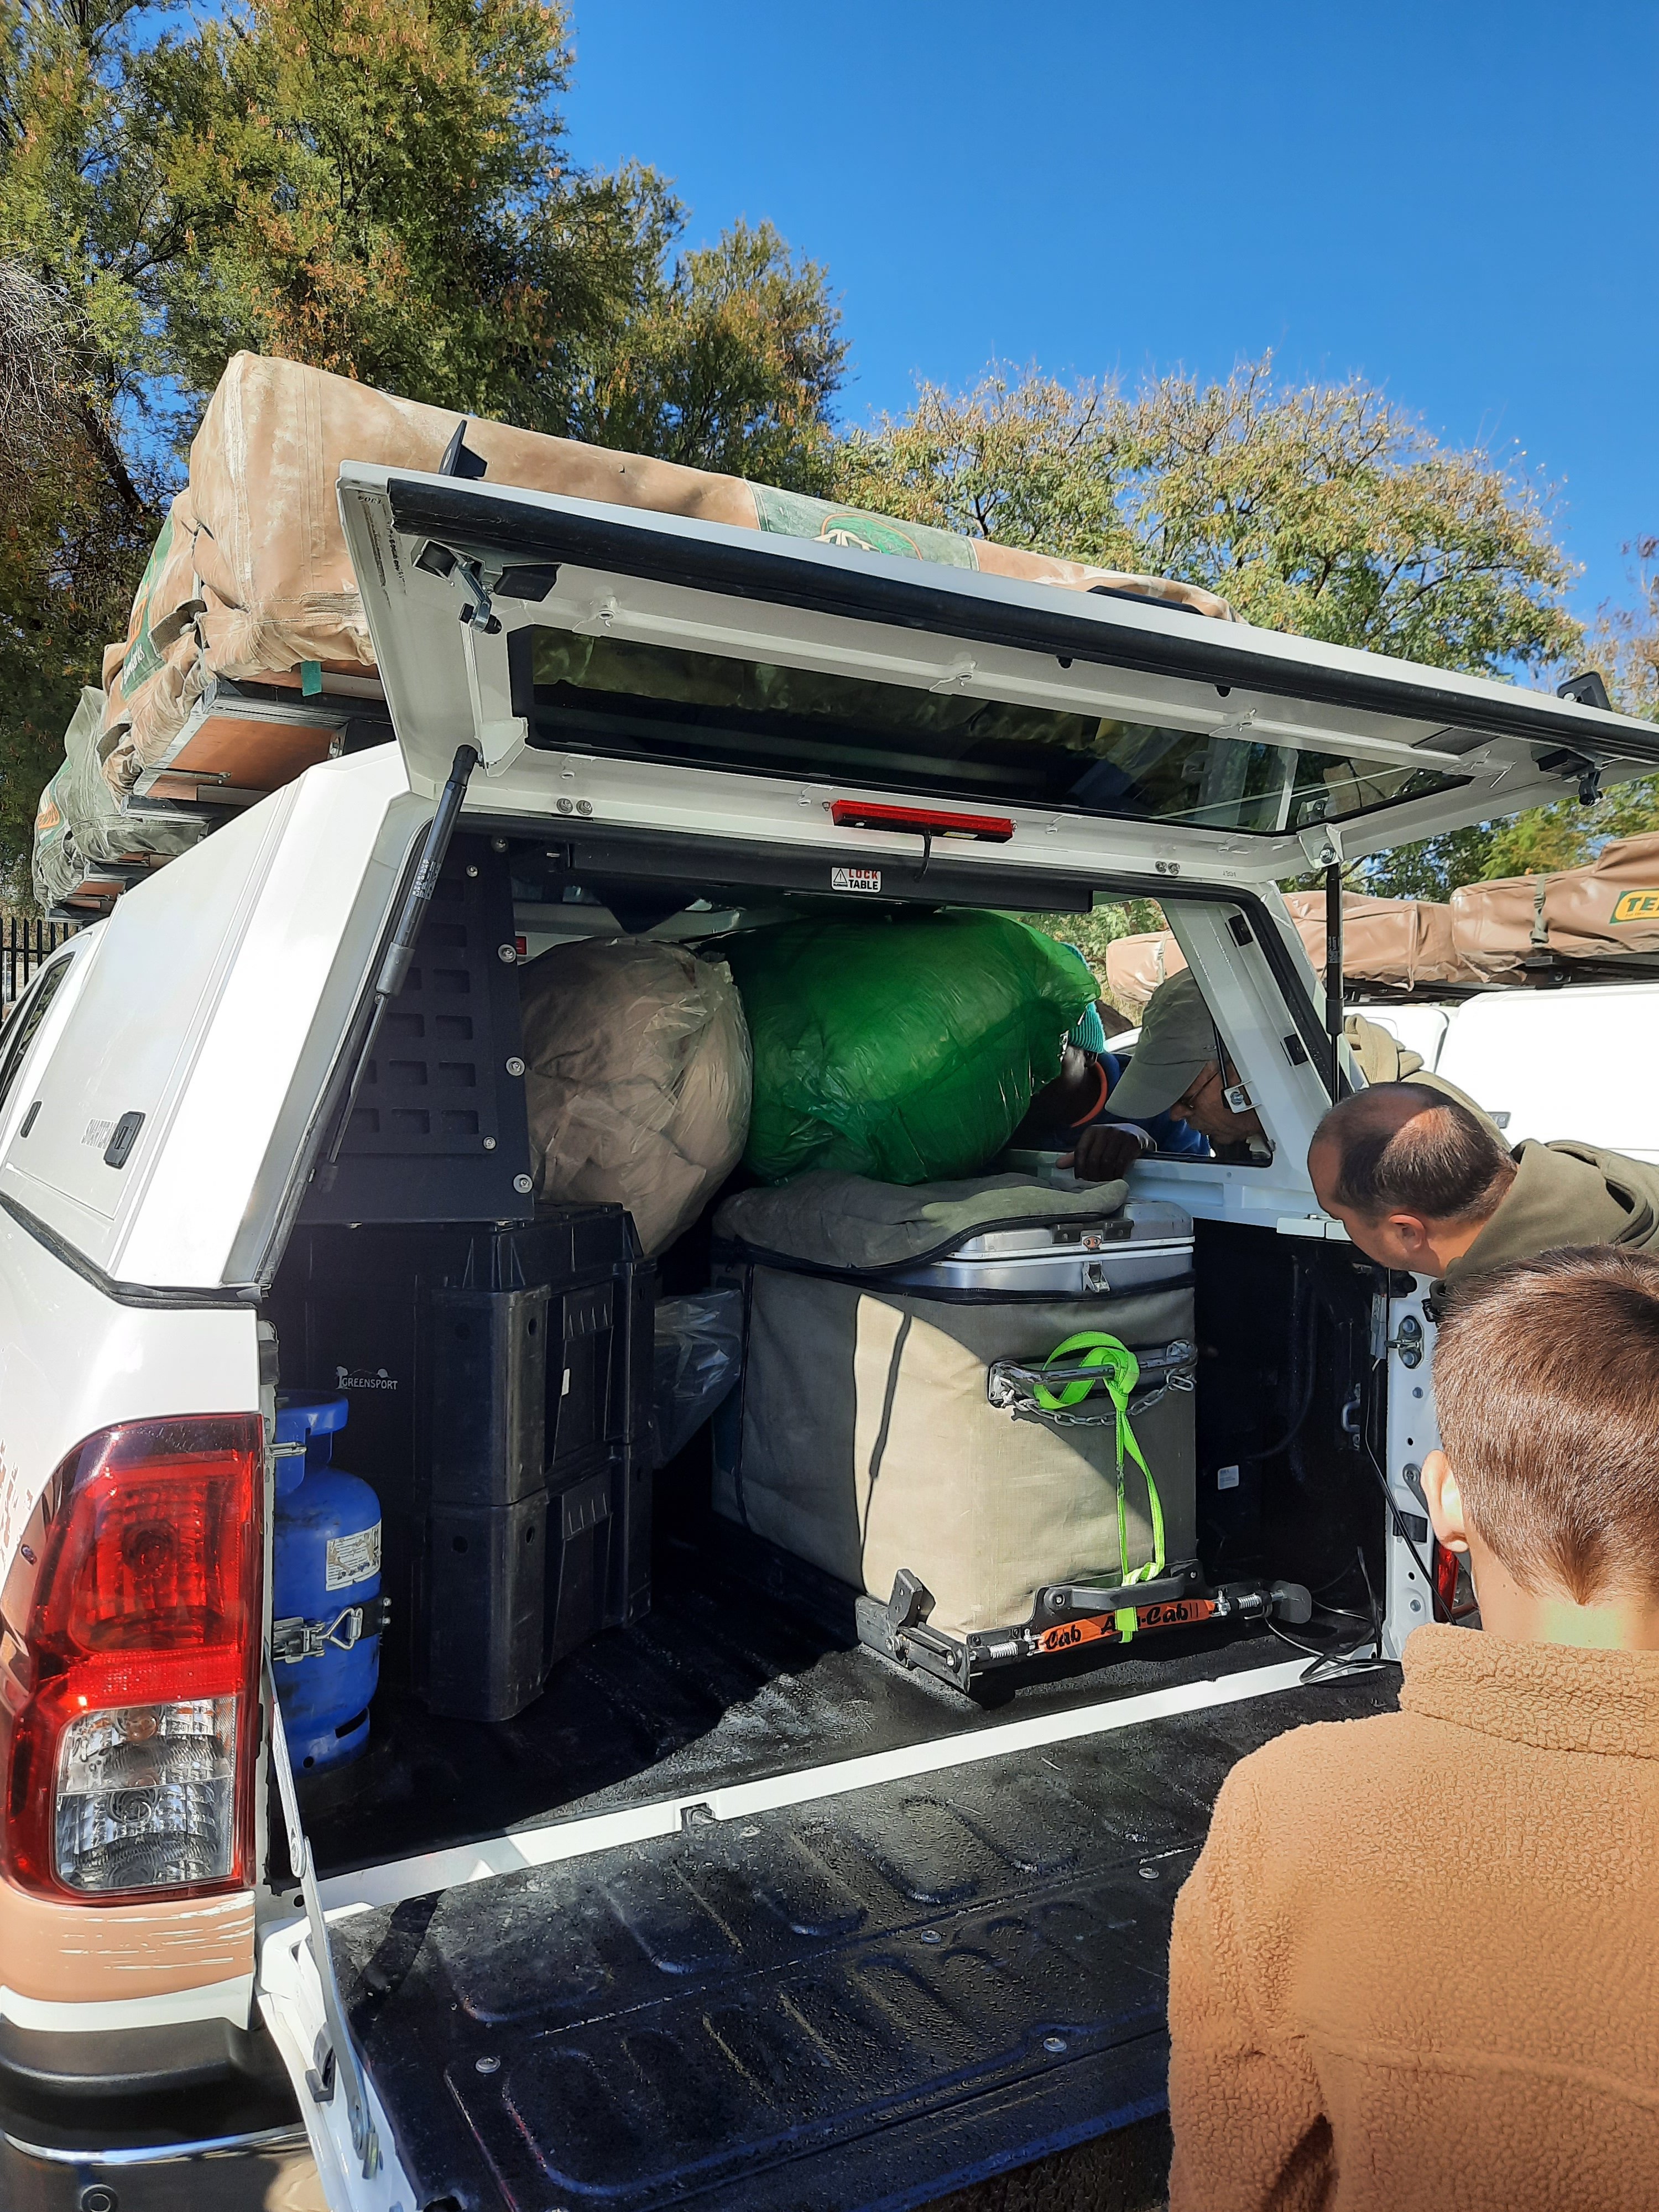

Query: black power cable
(1359, 1438), (1451, 1625)
(1238, 1258), (1317, 1464)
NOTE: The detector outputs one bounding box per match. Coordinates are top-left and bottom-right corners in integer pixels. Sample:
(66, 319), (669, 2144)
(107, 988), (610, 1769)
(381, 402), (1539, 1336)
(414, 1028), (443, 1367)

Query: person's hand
(1058, 1123), (1149, 1182)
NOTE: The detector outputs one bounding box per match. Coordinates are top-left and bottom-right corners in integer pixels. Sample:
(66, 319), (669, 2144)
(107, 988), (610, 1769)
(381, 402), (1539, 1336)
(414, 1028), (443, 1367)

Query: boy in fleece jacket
(1167, 1246), (1659, 2212)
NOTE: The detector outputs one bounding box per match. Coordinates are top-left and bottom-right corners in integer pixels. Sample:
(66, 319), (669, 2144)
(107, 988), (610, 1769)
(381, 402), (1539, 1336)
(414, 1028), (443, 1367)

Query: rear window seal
(0, 952), (74, 1119)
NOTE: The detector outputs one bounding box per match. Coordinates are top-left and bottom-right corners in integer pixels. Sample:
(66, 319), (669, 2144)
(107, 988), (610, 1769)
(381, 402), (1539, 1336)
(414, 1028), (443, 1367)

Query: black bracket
(1034, 1561), (1205, 1622)
(306, 2031), (337, 2106)
(1556, 669), (1612, 713)
(885, 1567), (935, 1636)
(1538, 744), (1603, 808)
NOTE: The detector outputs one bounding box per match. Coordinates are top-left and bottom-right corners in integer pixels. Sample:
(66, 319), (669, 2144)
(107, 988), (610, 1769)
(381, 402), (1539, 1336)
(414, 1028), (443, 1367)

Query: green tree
(1, 0), (843, 894)
(1593, 538), (1659, 726)
(144, 0), (842, 457)
(1366, 546), (1659, 894)
(836, 361), (1609, 903)
(834, 359), (1582, 673)
(0, 264), (159, 882)
(571, 220), (843, 490)
(1025, 900), (1165, 1008)
(0, 0), (174, 886)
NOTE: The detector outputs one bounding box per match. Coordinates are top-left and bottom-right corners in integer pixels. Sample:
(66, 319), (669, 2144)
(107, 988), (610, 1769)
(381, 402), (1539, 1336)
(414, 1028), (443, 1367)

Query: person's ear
(1420, 1448), (1470, 1554)
(1385, 1212), (1436, 1265)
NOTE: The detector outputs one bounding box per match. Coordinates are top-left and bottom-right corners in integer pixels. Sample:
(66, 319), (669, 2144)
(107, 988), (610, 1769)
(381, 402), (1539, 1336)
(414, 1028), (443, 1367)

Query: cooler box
(711, 1173), (1196, 1641)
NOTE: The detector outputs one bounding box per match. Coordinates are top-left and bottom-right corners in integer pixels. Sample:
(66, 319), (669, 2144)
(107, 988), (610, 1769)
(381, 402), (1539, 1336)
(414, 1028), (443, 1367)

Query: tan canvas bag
(99, 351), (1233, 797)
(711, 1174), (1196, 1639)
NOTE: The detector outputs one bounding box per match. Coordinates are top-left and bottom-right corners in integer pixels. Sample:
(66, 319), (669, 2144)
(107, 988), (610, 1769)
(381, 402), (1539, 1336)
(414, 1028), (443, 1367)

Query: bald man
(1309, 1082), (1659, 1299)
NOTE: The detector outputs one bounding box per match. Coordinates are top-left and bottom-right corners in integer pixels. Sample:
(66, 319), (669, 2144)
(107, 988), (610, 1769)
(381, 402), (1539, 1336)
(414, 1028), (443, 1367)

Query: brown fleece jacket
(1167, 1627), (1659, 2211)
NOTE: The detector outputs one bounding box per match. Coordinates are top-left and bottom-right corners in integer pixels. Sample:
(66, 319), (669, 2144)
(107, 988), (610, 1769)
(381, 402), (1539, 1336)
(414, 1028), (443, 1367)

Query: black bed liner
(333, 1657), (1397, 2212)
(301, 1511), (1323, 1878)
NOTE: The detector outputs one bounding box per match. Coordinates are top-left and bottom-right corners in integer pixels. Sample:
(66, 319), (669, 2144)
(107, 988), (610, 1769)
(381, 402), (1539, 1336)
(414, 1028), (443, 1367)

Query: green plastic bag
(724, 910), (1096, 1185)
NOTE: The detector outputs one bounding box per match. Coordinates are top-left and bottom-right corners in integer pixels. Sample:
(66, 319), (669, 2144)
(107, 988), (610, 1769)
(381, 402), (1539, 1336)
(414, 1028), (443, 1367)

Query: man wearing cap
(1058, 970), (1272, 1180)
(1012, 988), (1211, 1175)
(1063, 968), (1436, 1183)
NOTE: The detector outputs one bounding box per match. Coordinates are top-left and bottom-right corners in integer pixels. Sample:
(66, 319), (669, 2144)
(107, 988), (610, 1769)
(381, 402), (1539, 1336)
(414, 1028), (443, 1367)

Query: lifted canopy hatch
(337, 464), (1659, 881)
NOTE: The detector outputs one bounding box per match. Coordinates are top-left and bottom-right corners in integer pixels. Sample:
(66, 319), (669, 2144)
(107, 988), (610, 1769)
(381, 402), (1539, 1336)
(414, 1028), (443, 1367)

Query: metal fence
(1, 915), (77, 1008)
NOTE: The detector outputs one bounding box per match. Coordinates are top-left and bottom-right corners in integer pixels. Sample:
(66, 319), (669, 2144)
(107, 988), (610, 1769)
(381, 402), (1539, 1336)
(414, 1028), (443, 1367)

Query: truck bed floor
(300, 1509), (1326, 1879)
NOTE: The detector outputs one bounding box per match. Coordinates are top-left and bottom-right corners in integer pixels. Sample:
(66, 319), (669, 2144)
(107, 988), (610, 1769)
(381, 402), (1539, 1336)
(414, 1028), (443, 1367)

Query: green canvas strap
(1033, 1331), (1167, 1640)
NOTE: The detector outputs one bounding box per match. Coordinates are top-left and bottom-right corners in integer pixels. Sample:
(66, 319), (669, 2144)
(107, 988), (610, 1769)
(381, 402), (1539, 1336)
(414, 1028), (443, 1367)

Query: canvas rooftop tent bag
(31, 688), (205, 912)
(1451, 833), (1659, 977)
(1106, 894), (1473, 1016)
(1104, 931), (1189, 1019)
(1279, 890), (1471, 991)
(711, 1172), (1197, 1641)
(723, 910), (1097, 1185)
(93, 351), (1233, 801)
(518, 937), (751, 1259)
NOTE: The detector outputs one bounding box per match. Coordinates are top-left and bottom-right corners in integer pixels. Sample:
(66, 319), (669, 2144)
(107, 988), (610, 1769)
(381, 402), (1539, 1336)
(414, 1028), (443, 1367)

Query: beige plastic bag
(519, 939), (752, 1256)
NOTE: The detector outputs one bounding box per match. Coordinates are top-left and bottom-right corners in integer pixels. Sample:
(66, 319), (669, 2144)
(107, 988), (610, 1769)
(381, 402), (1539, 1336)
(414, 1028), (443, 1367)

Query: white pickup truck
(2, 467), (1656, 2211)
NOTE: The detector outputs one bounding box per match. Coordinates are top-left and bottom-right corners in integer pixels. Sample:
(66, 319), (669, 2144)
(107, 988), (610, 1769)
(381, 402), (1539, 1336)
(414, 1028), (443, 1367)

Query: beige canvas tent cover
(1279, 890), (1472, 990)
(32, 688), (206, 914)
(1103, 892), (1475, 1017)
(97, 351), (1234, 801)
(1450, 832), (1659, 977)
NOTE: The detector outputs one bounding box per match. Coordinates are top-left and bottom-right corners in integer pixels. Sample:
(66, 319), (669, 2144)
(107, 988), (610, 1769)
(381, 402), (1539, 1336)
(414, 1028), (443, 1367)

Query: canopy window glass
(521, 632), (1466, 836)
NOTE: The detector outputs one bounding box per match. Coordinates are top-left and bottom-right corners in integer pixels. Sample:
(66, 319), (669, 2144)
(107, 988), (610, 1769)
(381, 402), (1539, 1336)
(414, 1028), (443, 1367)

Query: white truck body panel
(0, 749), (425, 1291)
(1434, 982), (1659, 1161)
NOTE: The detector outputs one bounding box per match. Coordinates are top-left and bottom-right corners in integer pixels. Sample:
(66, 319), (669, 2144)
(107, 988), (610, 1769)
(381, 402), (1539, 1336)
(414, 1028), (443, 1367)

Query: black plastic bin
(269, 1208), (654, 1721)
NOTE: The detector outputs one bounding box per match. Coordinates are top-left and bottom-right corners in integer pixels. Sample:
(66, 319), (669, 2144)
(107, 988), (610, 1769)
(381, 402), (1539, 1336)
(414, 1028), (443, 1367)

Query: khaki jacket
(1439, 1138), (1659, 1297)
(1167, 1627), (1659, 2211)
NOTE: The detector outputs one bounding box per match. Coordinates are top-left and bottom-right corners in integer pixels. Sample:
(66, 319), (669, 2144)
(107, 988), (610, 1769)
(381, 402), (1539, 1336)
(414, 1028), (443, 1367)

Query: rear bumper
(0, 2122), (320, 2211)
(0, 2012), (312, 2209)
(0, 2012), (267, 2103)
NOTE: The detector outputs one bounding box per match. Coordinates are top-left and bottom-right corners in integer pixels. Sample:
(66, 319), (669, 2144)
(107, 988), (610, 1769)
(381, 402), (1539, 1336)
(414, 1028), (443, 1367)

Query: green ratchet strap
(1033, 1332), (1167, 1642)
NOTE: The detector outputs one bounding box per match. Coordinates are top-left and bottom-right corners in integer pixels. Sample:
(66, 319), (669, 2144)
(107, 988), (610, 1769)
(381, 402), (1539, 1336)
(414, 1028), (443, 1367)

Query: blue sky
(565, 0), (1657, 620)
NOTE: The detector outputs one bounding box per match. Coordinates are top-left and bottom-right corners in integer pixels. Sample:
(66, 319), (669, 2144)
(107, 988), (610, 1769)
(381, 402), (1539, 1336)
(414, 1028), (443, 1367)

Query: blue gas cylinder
(272, 1394), (383, 1772)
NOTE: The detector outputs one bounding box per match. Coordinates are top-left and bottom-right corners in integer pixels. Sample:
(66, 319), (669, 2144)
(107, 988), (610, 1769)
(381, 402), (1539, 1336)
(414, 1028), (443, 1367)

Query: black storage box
(269, 1209), (654, 1721)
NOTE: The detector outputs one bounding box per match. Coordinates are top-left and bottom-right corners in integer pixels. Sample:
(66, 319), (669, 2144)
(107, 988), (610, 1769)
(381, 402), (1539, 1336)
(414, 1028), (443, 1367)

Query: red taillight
(2, 1416), (262, 1903)
(829, 799), (1015, 843)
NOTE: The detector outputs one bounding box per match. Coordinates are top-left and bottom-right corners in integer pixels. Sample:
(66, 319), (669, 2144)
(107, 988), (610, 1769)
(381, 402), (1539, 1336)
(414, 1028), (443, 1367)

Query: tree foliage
(570, 219), (843, 489)
(833, 360), (1583, 675)
(3, 7), (1653, 929)
(1364, 545), (1659, 896)
(0, 0), (843, 890)
(834, 359), (1659, 903)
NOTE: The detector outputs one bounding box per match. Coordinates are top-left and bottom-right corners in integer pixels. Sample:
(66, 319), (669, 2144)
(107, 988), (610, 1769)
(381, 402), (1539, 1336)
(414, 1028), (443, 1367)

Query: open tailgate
(260, 1658), (1396, 2212)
